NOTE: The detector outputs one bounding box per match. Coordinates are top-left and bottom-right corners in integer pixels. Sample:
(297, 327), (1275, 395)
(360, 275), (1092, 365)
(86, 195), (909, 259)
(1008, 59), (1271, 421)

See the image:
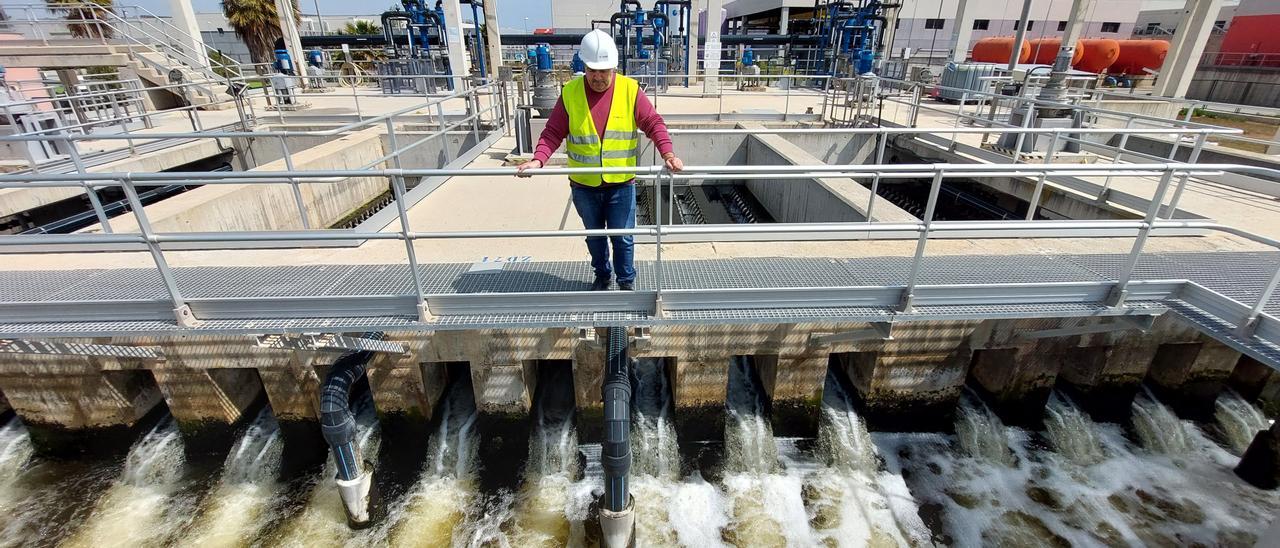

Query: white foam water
(1214, 389), (1272, 455)
(1131, 391), (1193, 454)
(0, 418), (35, 540)
(62, 418), (191, 548)
(182, 407), (285, 547)
(882, 396), (1280, 546)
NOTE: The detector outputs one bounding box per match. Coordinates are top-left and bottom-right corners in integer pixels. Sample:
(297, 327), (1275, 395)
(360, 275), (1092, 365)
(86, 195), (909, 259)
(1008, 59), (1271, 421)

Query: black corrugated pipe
(320, 333), (383, 529)
(598, 325), (635, 547)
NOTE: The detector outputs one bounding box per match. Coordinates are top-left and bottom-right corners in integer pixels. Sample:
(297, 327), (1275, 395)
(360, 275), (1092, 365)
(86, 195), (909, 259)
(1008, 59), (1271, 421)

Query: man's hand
(516, 159), (543, 177)
(662, 153), (684, 173)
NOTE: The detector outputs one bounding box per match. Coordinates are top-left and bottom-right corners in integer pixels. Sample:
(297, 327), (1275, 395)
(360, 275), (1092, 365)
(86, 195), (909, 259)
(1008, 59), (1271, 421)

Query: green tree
(221, 0), (299, 64)
(46, 0), (115, 39)
(339, 19), (382, 35)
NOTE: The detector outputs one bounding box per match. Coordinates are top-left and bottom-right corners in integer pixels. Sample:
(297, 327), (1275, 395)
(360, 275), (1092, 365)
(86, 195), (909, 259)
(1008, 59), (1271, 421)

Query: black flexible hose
(319, 333), (383, 481)
(601, 326), (632, 512)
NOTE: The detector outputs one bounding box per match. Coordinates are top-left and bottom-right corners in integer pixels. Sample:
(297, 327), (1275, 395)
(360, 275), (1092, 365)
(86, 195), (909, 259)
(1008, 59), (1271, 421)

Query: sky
(0, 0), (553, 32)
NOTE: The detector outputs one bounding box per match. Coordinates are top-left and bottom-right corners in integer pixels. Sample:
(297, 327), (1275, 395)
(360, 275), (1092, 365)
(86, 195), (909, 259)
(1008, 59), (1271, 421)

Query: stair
(123, 47), (234, 110)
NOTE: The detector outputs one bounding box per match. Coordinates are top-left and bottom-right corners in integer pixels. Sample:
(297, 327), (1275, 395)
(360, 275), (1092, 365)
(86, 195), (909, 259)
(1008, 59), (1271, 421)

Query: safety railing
(0, 158), (1277, 342)
(0, 81), (509, 233)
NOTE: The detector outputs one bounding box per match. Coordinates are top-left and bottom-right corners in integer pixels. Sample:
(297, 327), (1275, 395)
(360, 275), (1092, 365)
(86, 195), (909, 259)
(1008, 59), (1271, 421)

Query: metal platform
(1, 252), (1277, 367)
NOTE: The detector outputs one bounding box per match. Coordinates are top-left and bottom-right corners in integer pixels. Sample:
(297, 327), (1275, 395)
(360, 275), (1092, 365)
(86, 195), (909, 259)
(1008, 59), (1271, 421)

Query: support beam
(1154, 0), (1223, 98)
(1036, 0), (1095, 109)
(778, 6), (789, 36)
(440, 0), (473, 86)
(168, 0), (210, 69)
(255, 334), (406, 354)
(703, 0), (724, 94)
(947, 0), (975, 63)
(0, 339), (164, 359)
(687, 0), (700, 82)
(1012, 314), (1156, 342)
(483, 0), (503, 79)
(809, 322), (894, 346)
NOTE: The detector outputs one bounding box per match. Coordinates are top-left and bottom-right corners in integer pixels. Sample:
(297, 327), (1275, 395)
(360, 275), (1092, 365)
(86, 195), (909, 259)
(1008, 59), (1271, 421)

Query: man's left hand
(663, 154), (684, 173)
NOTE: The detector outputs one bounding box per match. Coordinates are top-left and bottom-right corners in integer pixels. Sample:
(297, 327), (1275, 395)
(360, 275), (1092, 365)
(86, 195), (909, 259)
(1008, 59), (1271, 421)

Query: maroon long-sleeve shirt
(533, 80), (674, 187)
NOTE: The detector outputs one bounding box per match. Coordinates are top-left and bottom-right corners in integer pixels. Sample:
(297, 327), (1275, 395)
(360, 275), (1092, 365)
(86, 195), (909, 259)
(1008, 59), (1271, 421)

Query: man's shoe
(591, 277), (612, 291)
(618, 281), (634, 291)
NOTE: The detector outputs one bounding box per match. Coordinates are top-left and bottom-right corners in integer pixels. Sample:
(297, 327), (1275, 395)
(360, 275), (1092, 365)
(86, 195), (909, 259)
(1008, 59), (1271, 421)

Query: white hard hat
(579, 29), (618, 70)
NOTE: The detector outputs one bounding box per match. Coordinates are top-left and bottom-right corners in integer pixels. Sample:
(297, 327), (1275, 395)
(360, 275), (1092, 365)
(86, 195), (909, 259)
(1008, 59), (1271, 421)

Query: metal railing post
(1108, 167), (1177, 307)
(783, 82), (791, 122)
(1100, 117), (1135, 200)
(436, 101), (452, 162)
(278, 136), (311, 229)
(1010, 102), (1035, 163)
(65, 136), (113, 232)
(866, 131), (888, 222)
(119, 175), (199, 327)
(390, 173), (432, 321)
(385, 118), (403, 170)
(1025, 173), (1047, 221)
(900, 170), (945, 313)
(653, 169), (667, 317)
(1162, 133), (1207, 218)
(1240, 264), (1280, 338)
(1042, 130), (1060, 163)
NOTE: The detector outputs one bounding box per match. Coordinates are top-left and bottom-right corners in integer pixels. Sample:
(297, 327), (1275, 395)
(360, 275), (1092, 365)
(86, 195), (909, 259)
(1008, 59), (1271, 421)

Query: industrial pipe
(320, 335), (383, 529)
(599, 325), (634, 548)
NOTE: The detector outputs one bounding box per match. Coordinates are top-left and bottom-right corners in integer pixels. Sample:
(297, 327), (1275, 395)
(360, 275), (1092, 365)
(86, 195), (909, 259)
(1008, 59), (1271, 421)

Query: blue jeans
(571, 183), (636, 284)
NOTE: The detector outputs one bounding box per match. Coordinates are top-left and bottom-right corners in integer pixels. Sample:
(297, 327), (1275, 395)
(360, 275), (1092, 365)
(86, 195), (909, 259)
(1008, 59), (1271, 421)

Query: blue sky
(0, 0), (553, 32)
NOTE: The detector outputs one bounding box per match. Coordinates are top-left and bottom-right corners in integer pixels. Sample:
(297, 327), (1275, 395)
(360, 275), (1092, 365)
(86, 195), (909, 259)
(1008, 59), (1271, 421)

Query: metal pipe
(601, 325), (632, 513)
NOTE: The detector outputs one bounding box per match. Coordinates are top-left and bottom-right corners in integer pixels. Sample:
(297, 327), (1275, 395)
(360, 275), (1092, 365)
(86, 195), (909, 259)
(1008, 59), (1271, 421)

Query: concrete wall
(1188, 66), (1280, 108)
(745, 129), (918, 223)
(86, 127), (389, 233)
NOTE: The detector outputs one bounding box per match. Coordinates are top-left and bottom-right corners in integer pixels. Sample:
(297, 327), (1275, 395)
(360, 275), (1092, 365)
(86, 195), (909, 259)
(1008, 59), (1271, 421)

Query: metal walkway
(2, 251), (1277, 365)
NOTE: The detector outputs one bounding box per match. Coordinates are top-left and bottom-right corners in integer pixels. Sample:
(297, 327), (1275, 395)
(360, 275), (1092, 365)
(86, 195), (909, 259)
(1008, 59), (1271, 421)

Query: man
(517, 30), (684, 291)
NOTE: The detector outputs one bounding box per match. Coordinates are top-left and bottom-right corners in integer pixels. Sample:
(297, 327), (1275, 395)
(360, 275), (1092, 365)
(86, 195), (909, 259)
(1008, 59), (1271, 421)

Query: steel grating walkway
(2, 251), (1277, 308)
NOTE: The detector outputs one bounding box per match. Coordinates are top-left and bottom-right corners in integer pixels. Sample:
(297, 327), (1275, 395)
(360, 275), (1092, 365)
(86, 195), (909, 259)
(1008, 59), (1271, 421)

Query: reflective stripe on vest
(563, 75), (639, 187)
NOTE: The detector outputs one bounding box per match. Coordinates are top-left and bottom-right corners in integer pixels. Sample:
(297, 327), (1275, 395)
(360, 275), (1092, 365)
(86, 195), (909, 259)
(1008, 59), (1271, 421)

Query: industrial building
(0, 0), (1277, 545)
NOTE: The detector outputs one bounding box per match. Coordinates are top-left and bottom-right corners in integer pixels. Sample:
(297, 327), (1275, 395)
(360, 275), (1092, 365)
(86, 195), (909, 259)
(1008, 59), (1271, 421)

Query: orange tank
(1028, 38), (1084, 65)
(1073, 38), (1121, 72)
(971, 37), (1031, 64)
(1110, 39), (1169, 75)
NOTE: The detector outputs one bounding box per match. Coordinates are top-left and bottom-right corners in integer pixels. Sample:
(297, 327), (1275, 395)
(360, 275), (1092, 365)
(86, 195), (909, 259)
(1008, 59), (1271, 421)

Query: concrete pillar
(439, 0), (473, 86)
(366, 352), (446, 472)
(168, 0), (210, 69)
(0, 360), (162, 456)
(1229, 356), (1280, 416)
(1235, 420), (1280, 489)
(1146, 339), (1240, 419)
(151, 367), (263, 455)
(947, 0), (975, 63)
(839, 349), (971, 432)
(483, 0), (503, 79)
(1058, 336), (1159, 421)
(258, 358), (325, 473)
(273, 0), (307, 87)
(771, 352), (829, 436)
(778, 6), (789, 36)
(703, 0), (724, 94)
(1154, 0), (1223, 98)
(968, 344), (1066, 428)
(673, 356), (730, 441)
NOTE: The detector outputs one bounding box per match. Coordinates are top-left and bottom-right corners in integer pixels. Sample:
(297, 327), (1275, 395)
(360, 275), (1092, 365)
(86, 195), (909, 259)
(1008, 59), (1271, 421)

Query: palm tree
(46, 0), (115, 39)
(339, 19), (381, 35)
(221, 0), (299, 64)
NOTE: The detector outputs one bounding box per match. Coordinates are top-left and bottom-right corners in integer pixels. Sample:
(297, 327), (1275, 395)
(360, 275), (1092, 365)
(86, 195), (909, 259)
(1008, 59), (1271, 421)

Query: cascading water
(954, 391), (1015, 467)
(1131, 390), (1193, 454)
(62, 417), (192, 548)
(807, 364), (931, 547)
(1043, 391), (1107, 465)
(1214, 389), (1273, 455)
(721, 355), (818, 547)
(269, 392), (382, 547)
(181, 407), (285, 547)
(384, 365), (482, 547)
(0, 417), (34, 538)
(885, 389), (1280, 546)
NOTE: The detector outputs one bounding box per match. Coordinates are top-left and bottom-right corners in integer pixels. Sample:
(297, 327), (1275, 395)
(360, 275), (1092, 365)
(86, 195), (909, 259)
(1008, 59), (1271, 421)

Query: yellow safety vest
(563, 75), (639, 186)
